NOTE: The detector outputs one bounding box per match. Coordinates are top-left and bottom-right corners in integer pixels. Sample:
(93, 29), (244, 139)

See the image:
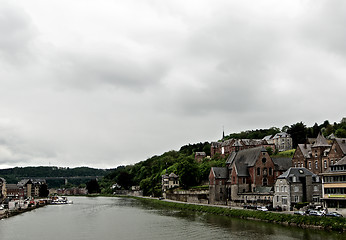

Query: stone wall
(166, 190), (209, 204)
(114, 190), (143, 197)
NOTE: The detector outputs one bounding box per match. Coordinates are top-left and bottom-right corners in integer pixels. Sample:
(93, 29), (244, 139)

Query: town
(1, 120), (346, 220)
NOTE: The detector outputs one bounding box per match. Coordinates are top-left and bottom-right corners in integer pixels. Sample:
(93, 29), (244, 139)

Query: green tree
(86, 179), (101, 194)
(177, 157), (199, 189)
(39, 183), (49, 197)
(287, 122), (307, 148)
(335, 128), (346, 138)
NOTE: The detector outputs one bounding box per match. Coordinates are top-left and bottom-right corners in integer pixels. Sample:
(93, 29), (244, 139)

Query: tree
(177, 157), (199, 189)
(287, 122), (307, 148)
(39, 183), (49, 197)
(86, 179), (101, 194)
(335, 129), (346, 138)
(116, 171), (132, 190)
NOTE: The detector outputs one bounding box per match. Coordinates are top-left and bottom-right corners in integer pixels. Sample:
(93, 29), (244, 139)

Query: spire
(313, 131), (330, 147)
(222, 126), (225, 140)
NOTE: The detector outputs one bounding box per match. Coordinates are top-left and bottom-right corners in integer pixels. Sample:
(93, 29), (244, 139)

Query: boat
(50, 196), (73, 205)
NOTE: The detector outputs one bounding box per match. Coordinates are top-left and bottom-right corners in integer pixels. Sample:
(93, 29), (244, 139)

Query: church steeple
(222, 126), (225, 140)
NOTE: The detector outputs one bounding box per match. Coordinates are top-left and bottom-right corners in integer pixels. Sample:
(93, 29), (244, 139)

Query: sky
(0, 0), (346, 169)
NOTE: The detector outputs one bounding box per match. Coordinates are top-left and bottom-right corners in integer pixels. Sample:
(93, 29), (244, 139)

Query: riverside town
(0, 119), (346, 233)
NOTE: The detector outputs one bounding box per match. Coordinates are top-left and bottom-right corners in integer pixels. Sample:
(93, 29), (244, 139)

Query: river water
(0, 197), (344, 240)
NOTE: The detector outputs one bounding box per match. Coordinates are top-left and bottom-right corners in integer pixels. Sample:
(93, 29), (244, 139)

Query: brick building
(209, 147), (291, 205)
(292, 134), (346, 175)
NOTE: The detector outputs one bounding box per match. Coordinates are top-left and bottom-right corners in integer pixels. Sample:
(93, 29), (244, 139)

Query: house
(195, 152), (206, 162)
(0, 177), (6, 201)
(210, 138), (275, 158)
(273, 167), (322, 211)
(17, 179), (47, 198)
(263, 132), (293, 152)
(209, 147), (290, 206)
(321, 156), (346, 212)
(209, 167), (228, 205)
(162, 173), (179, 191)
(292, 133), (332, 175)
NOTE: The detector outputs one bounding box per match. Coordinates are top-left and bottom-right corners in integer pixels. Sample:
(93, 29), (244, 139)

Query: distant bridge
(26, 176), (102, 185)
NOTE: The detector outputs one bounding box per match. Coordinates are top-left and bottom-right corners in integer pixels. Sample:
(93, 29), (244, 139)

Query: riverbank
(0, 199), (50, 220)
(116, 195), (345, 232)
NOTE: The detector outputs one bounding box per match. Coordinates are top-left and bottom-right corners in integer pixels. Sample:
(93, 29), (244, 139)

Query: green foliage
(86, 179), (101, 194)
(226, 127), (280, 140)
(134, 197), (346, 232)
(177, 156), (199, 189)
(266, 147), (273, 156)
(39, 184), (49, 197)
(287, 122), (307, 148)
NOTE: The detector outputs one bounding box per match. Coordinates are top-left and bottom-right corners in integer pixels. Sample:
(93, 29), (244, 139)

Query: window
(263, 168), (267, 176)
(263, 178), (267, 186)
(276, 186), (279, 192)
(294, 186), (299, 192)
(269, 167), (272, 176)
(276, 196), (279, 202)
(293, 176), (297, 182)
(314, 186), (318, 192)
(262, 158), (267, 164)
(242, 178), (246, 184)
(257, 167), (260, 176)
(294, 196), (299, 202)
(284, 186), (287, 192)
(220, 188), (223, 193)
(331, 160), (334, 165)
(308, 162), (311, 169)
(282, 197), (287, 205)
(315, 161), (318, 169)
(324, 160), (327, 169)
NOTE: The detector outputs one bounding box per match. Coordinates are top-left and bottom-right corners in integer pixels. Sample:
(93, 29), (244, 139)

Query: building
(209, 167), (228, 205)
(209, 147), (291, 206)
(292, 133), (332, 175)
(273, 167), (322, 211)
(210, 138), (275, 158)
(195, 152), (206, 162)
(0, 177), (6, 201)
(162, 173), (179, 190)
(321, 156), (346, 211)
(263, 132), (292, 152)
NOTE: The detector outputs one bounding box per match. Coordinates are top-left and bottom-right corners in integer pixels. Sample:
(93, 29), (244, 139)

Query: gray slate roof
(226, 147), (266, 177)
(211, 167), (228, 179)
(334, 156), (346, 166)
(312, 133), (330, 147)
(297, 144), (312, 158)
(335, 138), (346, 155)
(273, 132), (291, 139)
(272, 157), (293, 171)
(277, 167), (317, 183)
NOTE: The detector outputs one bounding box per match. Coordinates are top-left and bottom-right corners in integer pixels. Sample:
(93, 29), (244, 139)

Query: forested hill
(0, 166), (113, 184)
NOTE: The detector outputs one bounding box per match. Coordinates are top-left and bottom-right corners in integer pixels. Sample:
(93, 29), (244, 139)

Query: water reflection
(0, 197), (344, 240)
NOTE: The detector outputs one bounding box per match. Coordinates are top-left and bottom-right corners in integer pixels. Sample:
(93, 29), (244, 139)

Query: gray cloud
(0, 0), (346, 168)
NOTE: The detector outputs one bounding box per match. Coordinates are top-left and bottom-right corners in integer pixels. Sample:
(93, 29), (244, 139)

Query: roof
(263, 135), (273, 141)
(273, 132), (291, 139)
(277, 167), (317, 183)
(312, 133), (330, 147)
(168, 173), (179, 178)
(272, 157), (292, 171)
(211, 167), (228, 179)
(297, 144), (312, 158)
(335, 138), (346, 155)
(226, 147), (266, 177)
(6, 184), (19, 189)
(334, 156), (346, 166)
(195, 152), (206, 156)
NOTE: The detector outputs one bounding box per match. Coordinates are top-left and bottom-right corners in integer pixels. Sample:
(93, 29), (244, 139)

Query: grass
(130, 197), (345, 232)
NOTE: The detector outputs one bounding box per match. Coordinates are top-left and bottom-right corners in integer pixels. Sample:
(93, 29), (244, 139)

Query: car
(308, 210), (323, 216)
(325, 212), (343, 218)
(294, 211), (306, 216)
(257, 206), (268, 211)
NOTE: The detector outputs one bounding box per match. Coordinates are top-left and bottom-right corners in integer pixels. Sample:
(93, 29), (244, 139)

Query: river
(0, 197), (344, 240)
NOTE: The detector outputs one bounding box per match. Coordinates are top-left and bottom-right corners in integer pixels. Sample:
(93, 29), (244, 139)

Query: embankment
(127, 196), (346, 232)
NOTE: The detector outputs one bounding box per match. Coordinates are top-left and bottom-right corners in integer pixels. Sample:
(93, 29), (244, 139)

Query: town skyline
(1, 0), (346, 169)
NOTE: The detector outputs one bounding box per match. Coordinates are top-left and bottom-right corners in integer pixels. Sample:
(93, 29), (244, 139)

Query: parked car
(325, 212), (343, 218)
(294, 211), (306, 216)
(257, 206), (268, 211)
(308, 210), (323, 216)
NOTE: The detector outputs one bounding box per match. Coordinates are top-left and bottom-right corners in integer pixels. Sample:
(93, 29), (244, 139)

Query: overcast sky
(0, 0), (345, 169)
